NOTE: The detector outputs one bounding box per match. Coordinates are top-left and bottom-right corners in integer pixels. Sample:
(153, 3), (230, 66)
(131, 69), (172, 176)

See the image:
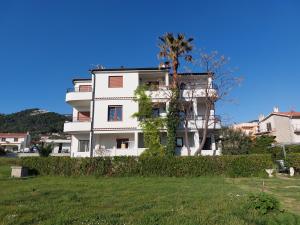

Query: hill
(0, 108), (71, 138)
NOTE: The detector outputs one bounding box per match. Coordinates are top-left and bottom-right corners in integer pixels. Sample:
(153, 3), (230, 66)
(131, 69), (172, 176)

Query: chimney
(273, 106), (279, 113)
(259, 114), (265, 121)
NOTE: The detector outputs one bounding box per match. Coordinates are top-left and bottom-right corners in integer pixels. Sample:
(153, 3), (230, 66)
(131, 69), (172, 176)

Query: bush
(38, 144), (53, 157)
(21, 154), (273, 177)
(247, 192), (280, 214)
(286, 153), (300, 171)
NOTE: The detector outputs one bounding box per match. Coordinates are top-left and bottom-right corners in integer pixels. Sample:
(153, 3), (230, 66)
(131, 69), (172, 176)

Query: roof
(0, 133), (28, 138)
(273, 112), (300, 117)
(90, 67), (169, 73)
(260, 111), (300, 122)
(72, 78), (92, 84)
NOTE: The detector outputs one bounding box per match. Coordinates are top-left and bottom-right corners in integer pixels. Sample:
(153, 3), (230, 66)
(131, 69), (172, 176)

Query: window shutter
(78, 111), (90, 121)
(79, 85), (92, 92)
(109, 76), (123, 88)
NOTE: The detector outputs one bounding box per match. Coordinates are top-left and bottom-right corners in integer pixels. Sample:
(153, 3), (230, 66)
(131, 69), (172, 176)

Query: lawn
(0, 159), (300, 225)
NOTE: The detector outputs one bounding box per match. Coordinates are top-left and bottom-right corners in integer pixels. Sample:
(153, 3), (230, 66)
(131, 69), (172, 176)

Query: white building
(257, 107), (300, 144)
(0, 132), (31, 152)
(64, 67), (221, 157)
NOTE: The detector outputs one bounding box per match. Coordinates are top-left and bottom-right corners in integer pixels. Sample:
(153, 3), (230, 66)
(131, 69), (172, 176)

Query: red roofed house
(257, 107), (300, 144)
(0, 132), (31, 152)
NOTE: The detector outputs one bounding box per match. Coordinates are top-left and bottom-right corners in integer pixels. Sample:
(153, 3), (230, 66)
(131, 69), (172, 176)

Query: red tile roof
(0, 133), (28, 138)
(273, 112), (300, 117)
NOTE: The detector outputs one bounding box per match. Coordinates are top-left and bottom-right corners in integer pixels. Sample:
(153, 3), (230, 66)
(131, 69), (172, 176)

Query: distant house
(257, 107), (300, 144)
(0, 132), (31, 151)
(40, 135), (71, 154)
(232, 120), (258, 136)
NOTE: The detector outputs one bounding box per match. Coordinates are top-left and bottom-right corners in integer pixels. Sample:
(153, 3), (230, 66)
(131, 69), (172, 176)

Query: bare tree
(177, 51), (242, 156)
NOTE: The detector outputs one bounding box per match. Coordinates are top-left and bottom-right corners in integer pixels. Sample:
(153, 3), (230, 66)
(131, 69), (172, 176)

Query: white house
(64, 67), (221, 157)
(0, 132), (31, 152)
(257, 107), (300, 144)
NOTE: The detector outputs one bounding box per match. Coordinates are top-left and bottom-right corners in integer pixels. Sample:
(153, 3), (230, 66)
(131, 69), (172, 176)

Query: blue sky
(1, 0), (299, 123)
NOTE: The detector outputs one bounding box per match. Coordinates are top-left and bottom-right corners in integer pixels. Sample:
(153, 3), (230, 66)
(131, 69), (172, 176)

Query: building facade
(257, 107), (300, 144)
(64, 67), (221, 157)
(232, 120), (258, 136)
(0, 132), (31, 151)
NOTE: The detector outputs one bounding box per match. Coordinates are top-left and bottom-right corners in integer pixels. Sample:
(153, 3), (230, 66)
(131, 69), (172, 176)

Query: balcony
(64, 117), (91, 133)
(66, 87), (92, 104)
(180, 115), (221, 129)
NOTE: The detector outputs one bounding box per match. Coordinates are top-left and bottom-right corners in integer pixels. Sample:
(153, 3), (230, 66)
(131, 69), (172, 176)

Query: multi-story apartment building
(257, 107), (300, 144)
(0, 132), (31, 151)
(64, 67), (221, 157)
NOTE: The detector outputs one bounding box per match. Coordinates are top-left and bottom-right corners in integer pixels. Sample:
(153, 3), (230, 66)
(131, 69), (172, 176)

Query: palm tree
(158, 33), (194, 155)
(158, 33), (194, 88)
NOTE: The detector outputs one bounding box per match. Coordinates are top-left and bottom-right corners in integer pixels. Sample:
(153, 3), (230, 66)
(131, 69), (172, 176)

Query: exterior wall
(94, 72), (139, 98)
(70, 133), (90, 157)
(258, 115), (300, 144)
(290, 118), (300, 143)
(93, 99), (138, 129)
(273, 115), (293, 143)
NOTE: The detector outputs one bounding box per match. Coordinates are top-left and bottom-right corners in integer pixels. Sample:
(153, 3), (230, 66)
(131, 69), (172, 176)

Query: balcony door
(77, 111), (90, 122)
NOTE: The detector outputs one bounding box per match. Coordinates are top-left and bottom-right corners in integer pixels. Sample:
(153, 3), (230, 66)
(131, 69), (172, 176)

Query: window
(79, 85), (92, 92)
(78, 140), (89, 152)
(14, 138), (18, 142)
(266, 123), (272, 132)
(203, 137), (212, 150)
(152, 108), (160, 117)
(1, 138), (5, 142)
(176, 137), (183, 147)
(77, 111), (90, 122)
(108, 106), (122, 121)
(108, 76), (123, 88)
(116, 138), (129, 149)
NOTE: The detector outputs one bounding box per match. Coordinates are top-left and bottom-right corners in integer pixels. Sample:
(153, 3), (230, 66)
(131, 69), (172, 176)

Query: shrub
(21, 154), (273, 178)
(286, 153), (300, 171)
(38, 144), (53, 157)
(247, 192), (280, 214)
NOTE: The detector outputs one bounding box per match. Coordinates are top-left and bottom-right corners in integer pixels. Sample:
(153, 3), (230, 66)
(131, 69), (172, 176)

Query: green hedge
(21, 155), (273, 178)
(286, 153), (300, 171)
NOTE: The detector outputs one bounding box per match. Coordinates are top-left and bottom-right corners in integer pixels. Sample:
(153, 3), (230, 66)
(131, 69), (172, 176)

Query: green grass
(0, 158), (300, 225)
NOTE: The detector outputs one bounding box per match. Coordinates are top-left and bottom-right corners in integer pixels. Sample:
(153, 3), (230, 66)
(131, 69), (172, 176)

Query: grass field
(0, 158), (300, 225)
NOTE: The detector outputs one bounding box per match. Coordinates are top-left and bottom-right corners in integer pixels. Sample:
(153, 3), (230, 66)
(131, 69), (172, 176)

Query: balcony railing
(70, 117), (91, 122)
(67, 86), (92, 93)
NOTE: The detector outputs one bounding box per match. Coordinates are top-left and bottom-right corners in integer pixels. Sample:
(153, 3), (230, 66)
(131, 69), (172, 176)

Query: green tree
(220, 128), (253, 155)
(250, 135), (276, 154)
(133, 86), (165, 156)
(158, 33), (194, 155)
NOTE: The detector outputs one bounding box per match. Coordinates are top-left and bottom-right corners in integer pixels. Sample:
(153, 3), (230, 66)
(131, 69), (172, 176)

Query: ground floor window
(116, 138), (129, 149)
(176, 137), (183, 147)
(78, 140), (89, 152)
(203, 137), (212, 150)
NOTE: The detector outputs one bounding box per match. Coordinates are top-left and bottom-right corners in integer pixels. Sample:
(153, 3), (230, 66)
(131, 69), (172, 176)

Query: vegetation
(221, 128), (253, 155)
(0, 146), (6, 156)
(133, 86), (165, 156)
(20, 155), (273, 177)
(0, 161), (299, 225)
(286, 153), (300, 172)
(0, 108), (70, 140)
(38, 144), (53, 157)
(247, 192), (281, 215)
(250, 135), (276, 154)
(158, 33), (193, 155)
